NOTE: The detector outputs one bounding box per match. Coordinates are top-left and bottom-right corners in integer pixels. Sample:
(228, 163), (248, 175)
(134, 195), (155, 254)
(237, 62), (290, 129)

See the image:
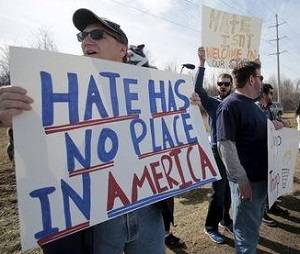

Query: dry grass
(166, 154), (300, 254)
(0, 128), (41, 254)
(0, 128), (20, 253)
(0, 113), (299, 254)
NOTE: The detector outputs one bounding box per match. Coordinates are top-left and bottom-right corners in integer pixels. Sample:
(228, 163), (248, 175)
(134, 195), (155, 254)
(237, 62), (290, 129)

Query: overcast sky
(1, 0), (299, 83)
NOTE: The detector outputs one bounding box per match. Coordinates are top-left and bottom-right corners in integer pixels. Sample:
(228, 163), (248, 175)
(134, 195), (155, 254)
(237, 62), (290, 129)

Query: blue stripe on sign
(107, 178), (216, 218)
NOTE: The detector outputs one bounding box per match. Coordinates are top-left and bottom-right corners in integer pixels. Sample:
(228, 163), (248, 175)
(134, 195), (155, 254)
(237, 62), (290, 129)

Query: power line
(274, 8), (300, 42)
(275, 0), (290, 18)
(283, 21), (300, 40)
(279, 61), (300, 80)
(261, 0), (279, 18)
(179, 0), (201, 21)
(181, 0), (198, 6)
(271, 15), (300, 62)
(110, 0), (299, 81)
(110, 0), (201, 33)
(268, 14), (287, 103)
(261, 2), (300, 78)
(216, 0), (260, 18)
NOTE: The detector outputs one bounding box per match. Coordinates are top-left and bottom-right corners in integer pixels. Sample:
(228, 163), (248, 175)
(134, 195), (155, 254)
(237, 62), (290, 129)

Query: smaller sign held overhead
(202, 5), (262, 69)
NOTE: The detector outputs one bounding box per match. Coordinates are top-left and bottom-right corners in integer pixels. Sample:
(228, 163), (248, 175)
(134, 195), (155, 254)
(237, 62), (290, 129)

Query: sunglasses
(254, 75), (264, 82)
(217, 82), (231, 87)
(77, 29), (115, 42)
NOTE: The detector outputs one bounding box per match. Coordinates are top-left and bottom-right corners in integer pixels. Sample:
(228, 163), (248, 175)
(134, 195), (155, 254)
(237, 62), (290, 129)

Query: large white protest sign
(202, 5), (262, 69)
(267, 120), (300, 207)
(10, 47), (220, 250)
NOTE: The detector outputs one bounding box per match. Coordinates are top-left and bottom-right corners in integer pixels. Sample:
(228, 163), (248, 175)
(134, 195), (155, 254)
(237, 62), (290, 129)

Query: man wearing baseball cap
(0, 8), (165, 254)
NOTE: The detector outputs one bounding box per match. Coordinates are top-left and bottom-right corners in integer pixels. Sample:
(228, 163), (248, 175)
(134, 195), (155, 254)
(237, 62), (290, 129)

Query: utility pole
(268, 14), (287, 103)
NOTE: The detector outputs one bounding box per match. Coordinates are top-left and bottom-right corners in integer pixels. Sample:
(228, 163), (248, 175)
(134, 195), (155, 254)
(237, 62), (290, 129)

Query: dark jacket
(194, 67), (223, 146)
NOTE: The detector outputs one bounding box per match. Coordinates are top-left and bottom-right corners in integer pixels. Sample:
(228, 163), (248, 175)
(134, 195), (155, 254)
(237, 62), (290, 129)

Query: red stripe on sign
(45, 114), (139, 134)
(69, 161), (114, 177)
(152, 109), (186, 119)
(139, 142), (198, 159)
(37, 221), (90, 246)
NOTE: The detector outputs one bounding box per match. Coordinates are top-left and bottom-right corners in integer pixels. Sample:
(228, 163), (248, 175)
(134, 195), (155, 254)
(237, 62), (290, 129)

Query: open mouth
(86, 50), (97, 55)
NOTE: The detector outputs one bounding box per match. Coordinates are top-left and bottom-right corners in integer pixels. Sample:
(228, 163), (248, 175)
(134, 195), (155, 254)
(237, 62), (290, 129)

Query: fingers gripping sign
(0, 86), (34, 127)
(272, 120), (284, 130)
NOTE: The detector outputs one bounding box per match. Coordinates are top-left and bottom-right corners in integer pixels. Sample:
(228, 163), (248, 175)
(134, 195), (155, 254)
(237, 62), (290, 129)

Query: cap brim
(73, 8), (109, 32)
(73, 8), (128, 45)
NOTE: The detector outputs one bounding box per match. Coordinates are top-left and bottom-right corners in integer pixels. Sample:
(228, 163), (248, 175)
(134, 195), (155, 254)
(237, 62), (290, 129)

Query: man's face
(216, 77), (232, 98)
(81, 23), (127, 62)
(252, 69), (263, 98)
(264, 88), (273, 104)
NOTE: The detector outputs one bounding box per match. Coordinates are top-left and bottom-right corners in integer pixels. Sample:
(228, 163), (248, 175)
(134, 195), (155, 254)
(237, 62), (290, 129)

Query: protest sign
(202, 5), (262, 69)
(267, 120), (300, 207)
(10, 47), (220, 250)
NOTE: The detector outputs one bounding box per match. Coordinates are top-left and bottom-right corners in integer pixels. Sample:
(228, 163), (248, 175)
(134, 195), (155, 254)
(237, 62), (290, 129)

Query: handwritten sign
(267, 120), (300, 207)
(10, 47), (220, 250)
(202, 5), (262, 69)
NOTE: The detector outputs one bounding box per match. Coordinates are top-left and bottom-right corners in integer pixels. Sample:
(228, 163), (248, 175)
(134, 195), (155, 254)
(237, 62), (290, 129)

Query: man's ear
(249, 75), (255, 86)
(120, 45), (128, 58)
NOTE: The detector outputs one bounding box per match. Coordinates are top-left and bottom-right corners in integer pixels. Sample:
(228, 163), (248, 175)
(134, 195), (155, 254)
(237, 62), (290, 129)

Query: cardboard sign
(202, 5), (262, 69)
(267, 120), (300, 207)
(10, 47), (220, 250)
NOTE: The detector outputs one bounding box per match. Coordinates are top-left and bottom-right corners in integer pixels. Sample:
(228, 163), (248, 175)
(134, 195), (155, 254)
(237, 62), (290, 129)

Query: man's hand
(0, 86), (33, 127)
(198, 47), (206, 67)
(254, 54), (261, 65)
(190, 92), (202, 107)
(239, 181), (252, 201)
(272, 120), (284, 130)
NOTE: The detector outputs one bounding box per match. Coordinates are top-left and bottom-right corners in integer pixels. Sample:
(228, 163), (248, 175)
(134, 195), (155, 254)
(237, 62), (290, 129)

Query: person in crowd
(162, 198), (186, 249)
(216, 61), (284, 253)
(6, 127), (14, 162)
(257, 83), (289, 227)
(0, 8), (165, 254)
(194, 47), (233, 244)
(257, 83), (276, 119)
(296, 100), (300, 150)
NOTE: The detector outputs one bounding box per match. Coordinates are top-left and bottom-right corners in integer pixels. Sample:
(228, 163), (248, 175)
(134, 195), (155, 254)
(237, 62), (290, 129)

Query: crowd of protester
(0, 7), (299, 254)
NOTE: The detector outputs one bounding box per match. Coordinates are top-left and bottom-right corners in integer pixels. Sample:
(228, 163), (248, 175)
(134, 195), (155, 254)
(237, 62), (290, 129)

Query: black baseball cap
(73, 8), (128, 45)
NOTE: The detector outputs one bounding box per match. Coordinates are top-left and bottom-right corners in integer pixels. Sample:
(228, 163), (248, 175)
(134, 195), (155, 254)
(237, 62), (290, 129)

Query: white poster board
(202, 5), (262, 69)
(267, 120), (300, 207)
(10, 47), (220, 251)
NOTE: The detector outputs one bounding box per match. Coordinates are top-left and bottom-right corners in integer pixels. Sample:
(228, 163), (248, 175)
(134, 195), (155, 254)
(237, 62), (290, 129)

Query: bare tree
(266, 75), (300, 111)
(0, 28), (58, 86)
(267, 75), (279, 101)
(281, 79), (300, 111)
(31, 28), (58, 52)
(296, 79), (300, 92)
(0, 46), (10, 86)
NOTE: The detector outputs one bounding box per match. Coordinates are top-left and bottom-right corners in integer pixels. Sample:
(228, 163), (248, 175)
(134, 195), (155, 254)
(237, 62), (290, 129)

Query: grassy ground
(166, 155), (300, 254)
(0, 113), (299, 254)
